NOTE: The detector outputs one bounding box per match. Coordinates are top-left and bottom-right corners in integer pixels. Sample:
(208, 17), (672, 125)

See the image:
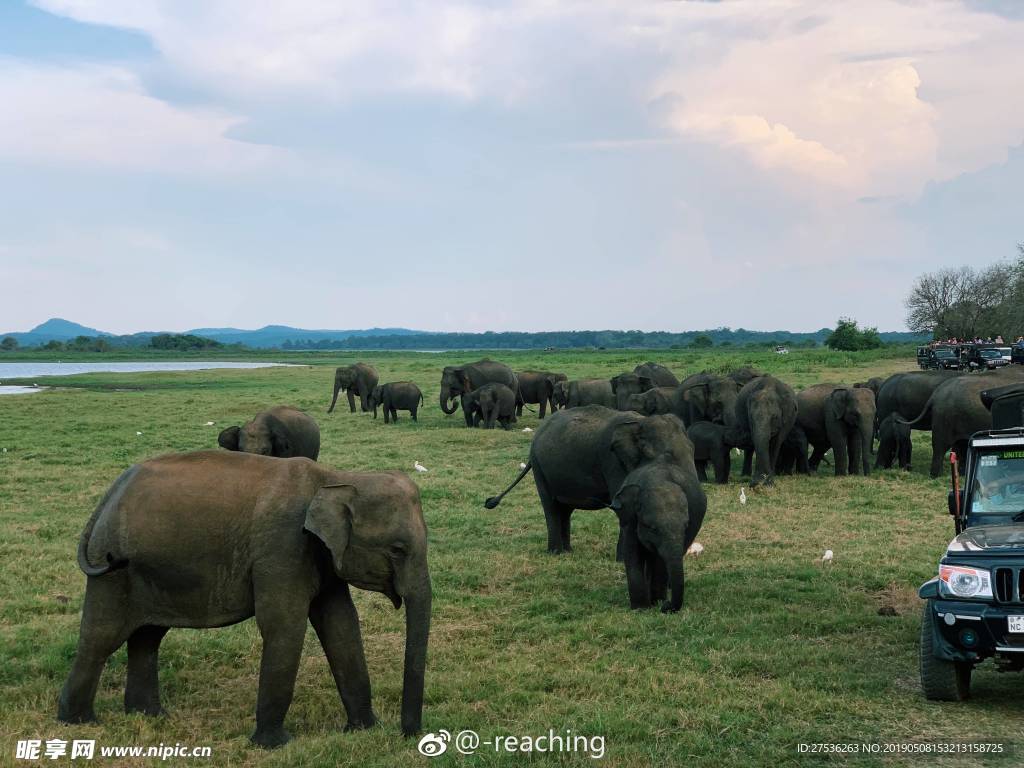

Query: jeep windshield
(979, 349), (1001, 359)
(969, 448), (1024, 516)
(933, 349), (956, 359)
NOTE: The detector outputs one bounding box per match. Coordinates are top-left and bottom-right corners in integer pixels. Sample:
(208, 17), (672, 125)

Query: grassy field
(2, 348), (1023, 767)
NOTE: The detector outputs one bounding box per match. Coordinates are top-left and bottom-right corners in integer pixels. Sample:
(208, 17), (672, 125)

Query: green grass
(1, 349), (1022, 767)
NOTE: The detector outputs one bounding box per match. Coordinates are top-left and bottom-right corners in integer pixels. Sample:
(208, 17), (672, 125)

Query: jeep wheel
(919, 603), (972, 701)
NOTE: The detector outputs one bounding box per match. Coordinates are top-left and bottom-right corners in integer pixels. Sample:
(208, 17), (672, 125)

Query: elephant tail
(77, 467), (135, 577)
(899, 396), (934, 431)
(484, 462), (533, 509)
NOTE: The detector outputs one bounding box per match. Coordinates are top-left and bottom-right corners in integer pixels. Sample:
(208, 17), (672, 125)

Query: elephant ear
(610, 420), (644, 469)
(458, 370), (472, 392)
(639, 376), (655, 391)
(829, 388), (849, 421)
(304, 484), (358, 576)
(609, 481), (641, 523)
(271, 430), (293, 458)
(217, 426), (241, 451)
(610, 375), (623, 394)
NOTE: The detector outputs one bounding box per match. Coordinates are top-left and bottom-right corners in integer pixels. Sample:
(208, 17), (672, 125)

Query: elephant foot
(251, 726), (291, 749)
(660, 601), (680, 614)
(125, 700), (166, 717)
(57, 707), (97, 725)
(343, 712), (378, 732)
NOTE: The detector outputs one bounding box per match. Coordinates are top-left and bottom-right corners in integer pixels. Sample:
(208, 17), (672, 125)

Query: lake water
(0, 361), (293, 395)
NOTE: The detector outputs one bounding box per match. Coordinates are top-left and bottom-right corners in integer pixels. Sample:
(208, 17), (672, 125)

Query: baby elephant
(686, 422), (733, 484)
(462, 383), (516, 429)
(876, 412), (912, 470)
(218, 406), (320, 461)
(368, 382), (424, 423)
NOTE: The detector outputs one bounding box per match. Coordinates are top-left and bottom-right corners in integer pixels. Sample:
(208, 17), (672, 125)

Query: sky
(1, 0), (1022, 334)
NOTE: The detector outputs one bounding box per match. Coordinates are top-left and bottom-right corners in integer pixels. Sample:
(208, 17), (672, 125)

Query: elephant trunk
(400, 579), (432, 736)
(440, 390), (459, 415)
(663, 553), (684, 613)
(327, 381), (341, 413)
(858, 413), (874, 475)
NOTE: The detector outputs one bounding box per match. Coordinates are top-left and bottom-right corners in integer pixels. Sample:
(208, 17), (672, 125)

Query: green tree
(0, 336), (18, 351)
(826, 318), (881, 351)
(690, 334), (713, 348)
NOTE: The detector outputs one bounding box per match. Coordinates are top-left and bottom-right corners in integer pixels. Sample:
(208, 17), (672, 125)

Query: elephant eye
(389, 542), (408, 556)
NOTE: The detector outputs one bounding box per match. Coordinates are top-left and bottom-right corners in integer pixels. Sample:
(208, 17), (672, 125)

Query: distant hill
(1, 319), (426, 349)
(2, 318), (930, 351)
(2, 317), (113, 345)
(187, 325), (426, 348)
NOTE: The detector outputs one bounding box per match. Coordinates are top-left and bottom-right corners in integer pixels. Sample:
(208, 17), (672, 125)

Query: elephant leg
(695, 459), (708, 483)
(648, 549), (667, 604)
(808, 443), (828, 473)
(411, 406), (418, 421)
(346, 389), (357, 414)
(539, 398), (547, 419)
(309, 585), (376, 731)
(558, 508), (573, 552)
(251, 585), (311, 748)
(742, 448), (753, 477)
(930, 432), (947, 478)
(620, 529), (651, 609)
(714, 453), (729, 484)
(534, 467), (571, 554)
(360, 389), (371, 412)
(124, 625), (169, 716)
(58, 577), (133, 724)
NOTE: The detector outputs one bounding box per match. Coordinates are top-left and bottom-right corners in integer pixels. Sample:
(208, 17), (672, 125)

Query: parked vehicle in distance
(922, 346), (962, 370)
(1013, 345), (1024, 365)
(965, 346), (1010, 371)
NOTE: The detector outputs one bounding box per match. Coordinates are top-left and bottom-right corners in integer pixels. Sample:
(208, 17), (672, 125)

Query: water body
(0, 361), (292, 395)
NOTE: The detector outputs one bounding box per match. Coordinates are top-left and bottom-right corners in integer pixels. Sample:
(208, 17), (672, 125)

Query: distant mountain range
(2, 319), (427, 349)
(2, 318), (930, 350)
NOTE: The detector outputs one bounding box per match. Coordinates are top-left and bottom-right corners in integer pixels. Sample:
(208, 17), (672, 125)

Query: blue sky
(1, 0), (1022, 334)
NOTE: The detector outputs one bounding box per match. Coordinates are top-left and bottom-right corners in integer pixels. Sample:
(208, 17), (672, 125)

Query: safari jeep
(918, 383), (1024, 700)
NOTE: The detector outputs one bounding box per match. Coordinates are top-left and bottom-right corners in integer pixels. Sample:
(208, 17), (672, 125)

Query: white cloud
(0, 60), (284, 174)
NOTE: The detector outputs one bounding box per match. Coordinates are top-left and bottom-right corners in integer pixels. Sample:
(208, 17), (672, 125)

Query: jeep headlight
(939, 565), (993, 599)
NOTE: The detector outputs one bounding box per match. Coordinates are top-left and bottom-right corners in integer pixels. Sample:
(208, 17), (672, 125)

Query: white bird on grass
(414, 461), (429, 473)
(136, 431), (143, 436)
(522, 427), (533, 433)
(739, 487), (747, 505)
(822, 549), (834, 565)
(687, 542), (704, 557)
(519, 462), (527, 470)
(205, 421), (215, 426)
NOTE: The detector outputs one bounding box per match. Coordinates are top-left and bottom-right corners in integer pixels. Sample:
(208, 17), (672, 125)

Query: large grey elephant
(626, 387), (676, 416)
(439, 359), (517, 425)
(218, 406), (321, 461)
(58, 451), (431, 747)
(327, 363), (380, 414)
(875, 370), (961, 432)
(853, 377), (885, 402)
(567, 378), (616, 408)
(484, 406), (705, 612)
(368, 382), (424, 423)
(461, 383), (517, 429)
(610, 372), (656, 411)
(902, 368), (1024, 476)
(673, 373), (740, 428)
(797, 384), (875, 476)
(515, 370), (567, 419)
(728, 376), (798, 486)
(633, 362), (679, 387)
(728, 367), (764, 388)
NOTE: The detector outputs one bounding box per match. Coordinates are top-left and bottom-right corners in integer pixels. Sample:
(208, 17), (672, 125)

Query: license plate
(1009, 616), (1024, 633)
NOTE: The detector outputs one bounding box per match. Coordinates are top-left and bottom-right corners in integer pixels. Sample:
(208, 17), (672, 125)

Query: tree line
(905, 244), (1024, 341)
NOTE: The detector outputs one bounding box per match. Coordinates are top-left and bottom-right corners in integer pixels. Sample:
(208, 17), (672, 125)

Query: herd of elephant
(58, 356), (1021, 749)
